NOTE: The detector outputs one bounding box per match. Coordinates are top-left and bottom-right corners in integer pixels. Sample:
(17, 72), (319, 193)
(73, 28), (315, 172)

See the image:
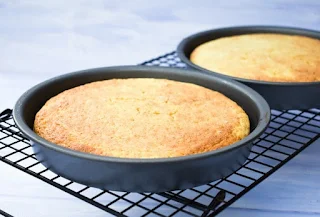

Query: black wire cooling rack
(0, 52), (320, 217)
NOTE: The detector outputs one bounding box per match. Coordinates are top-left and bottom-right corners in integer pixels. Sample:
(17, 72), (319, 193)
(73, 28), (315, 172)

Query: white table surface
(0, 0), (320, 216)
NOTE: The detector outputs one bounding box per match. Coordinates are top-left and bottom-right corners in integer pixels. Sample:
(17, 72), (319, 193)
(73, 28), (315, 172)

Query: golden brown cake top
(34, 78), (250, 159)
(190, 33), (320, 82)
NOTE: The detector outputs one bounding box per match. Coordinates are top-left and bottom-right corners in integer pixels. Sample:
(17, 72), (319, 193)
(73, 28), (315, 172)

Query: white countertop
(1, 0), (320, 216)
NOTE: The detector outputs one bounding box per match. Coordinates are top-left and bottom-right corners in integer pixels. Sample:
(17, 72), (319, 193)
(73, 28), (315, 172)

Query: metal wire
(0, 209), (14, 217)
(0, 52), (319, 217)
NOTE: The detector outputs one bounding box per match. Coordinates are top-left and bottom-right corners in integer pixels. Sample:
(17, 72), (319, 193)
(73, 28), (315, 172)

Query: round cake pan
(177, 25), (320, 110)
(13, 66), (270, 193)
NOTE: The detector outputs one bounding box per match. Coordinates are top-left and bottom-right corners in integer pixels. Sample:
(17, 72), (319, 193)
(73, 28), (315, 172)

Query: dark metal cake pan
(13, 66), (270, 193)
(177, 26), (320, 110)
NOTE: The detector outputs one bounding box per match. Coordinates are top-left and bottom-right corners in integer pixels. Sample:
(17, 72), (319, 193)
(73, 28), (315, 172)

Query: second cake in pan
(190, 33), (320, 82)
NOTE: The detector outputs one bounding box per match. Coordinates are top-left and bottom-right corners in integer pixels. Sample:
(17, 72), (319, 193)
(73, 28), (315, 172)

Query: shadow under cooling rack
(0, 52), (320, 217)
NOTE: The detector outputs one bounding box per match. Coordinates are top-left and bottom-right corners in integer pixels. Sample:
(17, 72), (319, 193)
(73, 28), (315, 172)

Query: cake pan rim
(176, 25), (320, 86)
(12, 65), (270, 164)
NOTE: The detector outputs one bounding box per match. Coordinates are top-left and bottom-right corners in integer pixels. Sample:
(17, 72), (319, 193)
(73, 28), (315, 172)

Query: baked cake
(190, 33), (320, 82)
(34, 78), (250, 158)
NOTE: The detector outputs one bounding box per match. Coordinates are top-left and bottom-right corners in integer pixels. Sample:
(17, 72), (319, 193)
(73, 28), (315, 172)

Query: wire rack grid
(0, 52), (319, 217)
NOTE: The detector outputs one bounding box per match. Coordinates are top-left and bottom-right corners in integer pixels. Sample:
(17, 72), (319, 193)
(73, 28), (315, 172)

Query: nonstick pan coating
(177, 26), (320, 110)
(13, 66), (270, 192)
